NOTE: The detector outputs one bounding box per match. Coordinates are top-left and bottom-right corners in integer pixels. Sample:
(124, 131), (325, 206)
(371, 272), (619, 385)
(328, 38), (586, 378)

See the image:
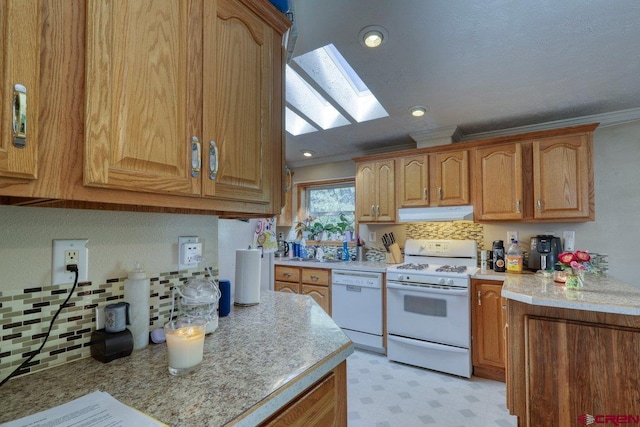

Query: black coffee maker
(528, 235), (563, 271)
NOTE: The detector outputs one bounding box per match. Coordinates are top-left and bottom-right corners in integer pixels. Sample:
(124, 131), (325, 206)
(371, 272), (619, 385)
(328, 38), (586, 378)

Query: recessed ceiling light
(302, 150), (315, 157)
(359, 26), (388, 48)
(410, 106), (429, 117)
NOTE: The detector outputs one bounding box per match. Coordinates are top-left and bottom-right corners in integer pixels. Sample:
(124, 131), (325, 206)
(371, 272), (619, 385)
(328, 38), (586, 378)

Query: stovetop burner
(395, 263), (429, 271)
(435, 265), (468, 273)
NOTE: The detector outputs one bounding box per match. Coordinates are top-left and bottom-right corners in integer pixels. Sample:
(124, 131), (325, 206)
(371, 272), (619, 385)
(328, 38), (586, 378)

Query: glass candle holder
(164, 318), (206, 375)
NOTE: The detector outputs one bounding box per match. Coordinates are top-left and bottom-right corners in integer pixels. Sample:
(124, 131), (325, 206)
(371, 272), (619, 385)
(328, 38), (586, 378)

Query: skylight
(285, 44), (388, 135)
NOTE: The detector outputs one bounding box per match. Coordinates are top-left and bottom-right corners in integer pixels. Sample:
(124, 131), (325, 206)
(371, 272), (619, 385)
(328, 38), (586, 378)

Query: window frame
(295, 178), (355, 243)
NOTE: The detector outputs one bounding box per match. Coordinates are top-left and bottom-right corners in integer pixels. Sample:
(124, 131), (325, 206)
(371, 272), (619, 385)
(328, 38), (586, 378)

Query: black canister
(493, 240), (506, 272)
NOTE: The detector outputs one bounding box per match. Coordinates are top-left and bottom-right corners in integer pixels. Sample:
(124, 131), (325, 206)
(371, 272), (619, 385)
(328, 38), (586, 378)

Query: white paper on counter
(1, 390), (167, 427)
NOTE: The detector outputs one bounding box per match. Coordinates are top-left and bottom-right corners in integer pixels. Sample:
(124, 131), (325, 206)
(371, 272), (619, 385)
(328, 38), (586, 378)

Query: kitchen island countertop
(502, 273), (640, 315)
(0, 291), (354, 426)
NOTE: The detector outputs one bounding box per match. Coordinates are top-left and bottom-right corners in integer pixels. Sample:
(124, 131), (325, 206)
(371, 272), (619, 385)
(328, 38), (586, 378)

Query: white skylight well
(285, 65), (350, 132)
(286, 107), (317, 136)
(293, 44), (388, 123)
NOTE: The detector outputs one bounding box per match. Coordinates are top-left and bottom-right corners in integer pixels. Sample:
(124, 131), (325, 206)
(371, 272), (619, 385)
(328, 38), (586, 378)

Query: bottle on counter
(493, 240), (506, 272)
(506, 239), (523, 274)
(124, 263), (150, 349)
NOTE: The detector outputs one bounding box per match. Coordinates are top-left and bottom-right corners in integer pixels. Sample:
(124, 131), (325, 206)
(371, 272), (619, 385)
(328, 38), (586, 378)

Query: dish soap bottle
(506, 240), (523, 274)
(124, 263), (150, 349)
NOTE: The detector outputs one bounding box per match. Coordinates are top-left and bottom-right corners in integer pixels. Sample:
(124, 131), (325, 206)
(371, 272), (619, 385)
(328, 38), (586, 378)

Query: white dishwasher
(331, 269), (384, 354)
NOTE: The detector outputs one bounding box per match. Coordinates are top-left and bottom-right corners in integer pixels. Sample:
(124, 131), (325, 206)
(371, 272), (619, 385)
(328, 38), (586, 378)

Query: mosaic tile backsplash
(406, 221), (485, 259)
(0, 268), (218, 381)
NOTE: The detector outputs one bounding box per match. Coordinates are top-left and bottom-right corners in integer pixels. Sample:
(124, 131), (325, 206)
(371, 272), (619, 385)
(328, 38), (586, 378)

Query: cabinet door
(472, 282), (506, 375)
(533, 134), (591, 219)
(527, 317), (640, 426)
(474, 144), (524, 220)
(435, 150), (469, 206)
(201, 0), (274, 204)
(302, 284), (330, 315)
(375, 159), (396, 221)
(275, 281), (299, 294)
(0, 0), (39, 180)
(356, 162), (376, 222)
(85, 0), (201, 195)
(398, 154), (429, 207)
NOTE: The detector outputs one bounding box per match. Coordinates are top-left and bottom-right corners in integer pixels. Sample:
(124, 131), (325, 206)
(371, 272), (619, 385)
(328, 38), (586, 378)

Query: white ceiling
(285, 0), (640, 167)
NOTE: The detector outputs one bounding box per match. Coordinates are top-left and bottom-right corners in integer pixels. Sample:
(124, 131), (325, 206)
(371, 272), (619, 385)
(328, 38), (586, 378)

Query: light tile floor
(347, 349), (517, 427)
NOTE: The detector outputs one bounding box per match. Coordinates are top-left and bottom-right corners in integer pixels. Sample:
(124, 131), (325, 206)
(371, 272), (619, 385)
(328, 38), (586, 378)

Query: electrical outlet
(52, 239), (89, 285)
(179, 236), (201, 269)
(507, 231), (519, 243)
(65, 250), (79, 265)
(368, 232), (377, 243)
(563, 231), (576, 251)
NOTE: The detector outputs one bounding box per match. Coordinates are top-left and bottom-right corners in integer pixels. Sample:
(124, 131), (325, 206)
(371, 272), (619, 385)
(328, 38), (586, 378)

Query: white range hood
(397, 205), (474, 222)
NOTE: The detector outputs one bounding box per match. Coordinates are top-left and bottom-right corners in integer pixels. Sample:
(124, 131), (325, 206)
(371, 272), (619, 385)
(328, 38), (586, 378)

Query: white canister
(124, 263), (150, 349)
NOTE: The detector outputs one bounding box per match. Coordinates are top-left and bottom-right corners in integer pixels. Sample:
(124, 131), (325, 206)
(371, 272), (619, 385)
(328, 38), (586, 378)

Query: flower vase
(565, 268), (585, 290)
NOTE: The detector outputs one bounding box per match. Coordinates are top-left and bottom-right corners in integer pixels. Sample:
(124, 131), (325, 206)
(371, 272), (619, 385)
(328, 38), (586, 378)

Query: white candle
(165, 320), (206, 374)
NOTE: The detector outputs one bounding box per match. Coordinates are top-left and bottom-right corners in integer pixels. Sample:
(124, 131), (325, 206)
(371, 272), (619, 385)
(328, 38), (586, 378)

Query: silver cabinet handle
(12, 84), (27, 148)
(516, 199), (521, 213)
(191, 137), (201, 178)
(284, 165), (292, 191)
(536, 199), (542, 211)
(376, 205), (380, 216)
(209, 140), (218, 180)
(423, 188), (428, 200)
(477, 290), (482, 306)
(370, 205), (375, 216)
(438, 187), (443, 200)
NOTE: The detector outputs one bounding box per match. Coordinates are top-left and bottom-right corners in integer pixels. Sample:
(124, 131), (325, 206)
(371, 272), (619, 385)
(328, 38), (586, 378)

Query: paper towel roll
(234, 249), (261, 306)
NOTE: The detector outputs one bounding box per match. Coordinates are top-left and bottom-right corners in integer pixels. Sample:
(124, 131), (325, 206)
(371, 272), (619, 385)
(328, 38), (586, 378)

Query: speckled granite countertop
(274, 258), (394, 272)
(0, 291), (354, 426)
(502, 273), (640, 315)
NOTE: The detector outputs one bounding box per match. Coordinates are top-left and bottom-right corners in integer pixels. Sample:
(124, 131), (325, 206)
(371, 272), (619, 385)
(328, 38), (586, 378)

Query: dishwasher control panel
(332, 270), (383, 288)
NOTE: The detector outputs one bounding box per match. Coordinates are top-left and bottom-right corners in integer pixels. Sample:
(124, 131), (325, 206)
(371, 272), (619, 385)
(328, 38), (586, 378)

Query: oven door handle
(388, 335), (468, 354)
(387, 282), (468, 296)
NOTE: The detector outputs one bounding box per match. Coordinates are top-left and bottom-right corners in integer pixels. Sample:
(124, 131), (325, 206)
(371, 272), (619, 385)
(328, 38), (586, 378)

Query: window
(296, 179), (355, 240)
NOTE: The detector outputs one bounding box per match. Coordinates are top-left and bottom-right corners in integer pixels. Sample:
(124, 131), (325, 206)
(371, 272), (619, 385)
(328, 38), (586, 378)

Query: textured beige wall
(0, 206), (218, 292)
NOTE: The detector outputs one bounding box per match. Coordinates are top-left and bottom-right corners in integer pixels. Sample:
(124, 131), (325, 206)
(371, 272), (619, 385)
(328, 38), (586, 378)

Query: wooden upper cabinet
(434, 150), (469, 206)
(83, 0), (288, 212)
(84, 0), (200, 196)
(533, 134), (592, 219)
(398, 154), (429, 207)
(356, 160), (395, 222)
(0, 0), (39, 180)
(474, 144), (524, 220)
(201, 0), (274, 203)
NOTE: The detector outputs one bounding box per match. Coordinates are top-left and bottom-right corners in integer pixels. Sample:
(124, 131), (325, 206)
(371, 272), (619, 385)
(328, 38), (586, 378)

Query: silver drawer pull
(209, 140), (218, 180)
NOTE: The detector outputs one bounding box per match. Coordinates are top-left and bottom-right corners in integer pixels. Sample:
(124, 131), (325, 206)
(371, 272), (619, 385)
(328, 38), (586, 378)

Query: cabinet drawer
(301, 268), (329, 286)
(275, 266), (301, 283)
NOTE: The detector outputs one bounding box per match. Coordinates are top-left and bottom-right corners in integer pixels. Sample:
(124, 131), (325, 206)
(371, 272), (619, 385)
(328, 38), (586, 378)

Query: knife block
(388, 243), (402, 264)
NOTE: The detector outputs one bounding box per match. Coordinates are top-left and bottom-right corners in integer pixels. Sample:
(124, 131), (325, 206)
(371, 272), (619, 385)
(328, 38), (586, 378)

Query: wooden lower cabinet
(274, 265), (331, 315)
(471, 279), (506, 382)
(261, 360), (347, 427)
(507, 300), (640, 426)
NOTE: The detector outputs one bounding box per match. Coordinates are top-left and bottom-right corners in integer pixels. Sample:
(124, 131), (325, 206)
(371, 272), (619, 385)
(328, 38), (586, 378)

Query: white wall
(0, 206), (218, 291)
(217, 219), (274, 297)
